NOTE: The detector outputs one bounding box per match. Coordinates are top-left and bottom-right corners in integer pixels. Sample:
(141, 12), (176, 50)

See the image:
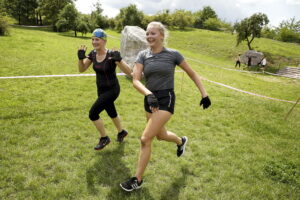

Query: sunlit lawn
(0, 26), (299, 200)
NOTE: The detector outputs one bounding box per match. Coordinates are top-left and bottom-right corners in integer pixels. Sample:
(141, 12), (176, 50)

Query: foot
(94, 136), (111, 150)
(177, 136), (188, 157)
(120, 177), (143, 192)
(117, 130), (128, 142)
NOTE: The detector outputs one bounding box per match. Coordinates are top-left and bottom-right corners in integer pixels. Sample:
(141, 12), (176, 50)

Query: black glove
(111, 51), (122, 62)
(200, 96), (211, 109)
(77, 49), (86, 60)
(146, 94), (159, 108)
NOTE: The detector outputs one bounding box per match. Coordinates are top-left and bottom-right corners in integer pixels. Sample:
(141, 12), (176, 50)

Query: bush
(278, 28), (300, 43)
(55, 18), (68, 32)
(203, 18), (222, 31)
(0, 15), (10, 36)
(77, 21), (89, 36)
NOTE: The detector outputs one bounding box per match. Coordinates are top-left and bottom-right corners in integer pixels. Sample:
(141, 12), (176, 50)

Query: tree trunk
(39, 14), (43, 26)
(246, 37), (252, 50)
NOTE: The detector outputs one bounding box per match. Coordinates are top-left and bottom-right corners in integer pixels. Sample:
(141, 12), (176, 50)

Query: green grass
(168, 28), (300, 70)
(0, 26), (299, 200)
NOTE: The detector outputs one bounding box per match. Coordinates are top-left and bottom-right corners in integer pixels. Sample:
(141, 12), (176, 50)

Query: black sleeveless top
(87, 50), (119, 91)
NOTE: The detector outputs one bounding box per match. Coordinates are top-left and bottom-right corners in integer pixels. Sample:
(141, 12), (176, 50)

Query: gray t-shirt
(136, 48), (184, 91)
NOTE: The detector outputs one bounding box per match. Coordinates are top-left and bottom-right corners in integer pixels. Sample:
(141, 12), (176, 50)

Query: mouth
(147, 39), (155, 44)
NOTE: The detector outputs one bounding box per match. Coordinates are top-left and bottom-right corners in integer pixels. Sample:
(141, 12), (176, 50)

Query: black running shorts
(144, 89), (175, 114)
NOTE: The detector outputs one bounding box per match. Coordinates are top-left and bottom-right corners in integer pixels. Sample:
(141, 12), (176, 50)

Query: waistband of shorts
(151, 89), (174, 95)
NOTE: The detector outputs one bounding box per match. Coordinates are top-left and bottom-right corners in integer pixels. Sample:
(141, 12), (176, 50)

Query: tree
(194, 6), (217, 28)
(77, 20), (89, 36)
(89, 1), (109, 30)
(276, 17), (300, 43)
(39, 0), (73, 30)
(171, 9), (194, 29)
(203, 18), (222, 31)
(115, 4), (144, 32)
(3, 0), (38, 25)
(278, 17), (300, 33)
(56, 3), (79, 36)
(262, 26), (277, 39)
(153, 9), (172, 27)
(234, 13), (269, 50)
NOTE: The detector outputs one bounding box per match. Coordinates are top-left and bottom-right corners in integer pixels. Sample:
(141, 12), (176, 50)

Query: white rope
(0, 73), (126, 79)
(0, 72), (298, 104)
(203, 78), (299, 104)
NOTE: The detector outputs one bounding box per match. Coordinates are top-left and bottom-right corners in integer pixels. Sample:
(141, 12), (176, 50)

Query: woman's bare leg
(111, 116), (123, 133)
(92, 119), (107, 137)
(135, 110), (172, 181)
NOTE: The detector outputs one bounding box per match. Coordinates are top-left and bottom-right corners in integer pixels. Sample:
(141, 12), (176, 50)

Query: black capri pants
(89, 84), (120, 121)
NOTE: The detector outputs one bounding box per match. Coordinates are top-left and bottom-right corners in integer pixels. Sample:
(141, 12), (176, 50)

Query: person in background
(77, 28), (132, 150)
(261, 57), (267, 72)
(120, 21), (211, 192)
(235, 53), (241, 68)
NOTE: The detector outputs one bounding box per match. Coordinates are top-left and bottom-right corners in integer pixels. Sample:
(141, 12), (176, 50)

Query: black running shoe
(117, 130), (128, 142)
(120, 177), (143, 192)
(94, 136), (111, 150)
(177, 136), (188, 157)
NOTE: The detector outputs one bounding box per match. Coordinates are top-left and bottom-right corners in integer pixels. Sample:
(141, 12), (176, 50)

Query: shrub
(203, 18), (222, 31)
(0, 15), (10, 36)
(278, 28), (300, 43)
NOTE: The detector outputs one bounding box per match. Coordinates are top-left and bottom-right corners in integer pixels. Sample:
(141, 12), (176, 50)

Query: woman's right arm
(78, 59), (92, 73)
(132, 63), (152, 96)
(77, 45), (92, 72)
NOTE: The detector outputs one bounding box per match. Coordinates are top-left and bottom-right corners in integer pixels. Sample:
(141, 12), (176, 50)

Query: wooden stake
(285, 97), (300, 120)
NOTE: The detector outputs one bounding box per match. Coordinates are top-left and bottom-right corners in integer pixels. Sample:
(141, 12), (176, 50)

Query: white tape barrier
(1, 72), (297, 104)
(0, 73), (125, 79)
(203, 78), (299, 104)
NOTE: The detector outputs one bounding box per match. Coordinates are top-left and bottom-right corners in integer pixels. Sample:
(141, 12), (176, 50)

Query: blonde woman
(120, 22), (211, 191)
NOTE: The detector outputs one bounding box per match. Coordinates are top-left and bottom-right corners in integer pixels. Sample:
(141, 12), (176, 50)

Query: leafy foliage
(203, 18), (222, 31)
(194, 6), (217, 29)
(234, 13), (269, 50)
(115, 4), (144, 32)
(171, 9), (194, 29)
(56, 3), (79, 36)
(39, 0), (73, 28)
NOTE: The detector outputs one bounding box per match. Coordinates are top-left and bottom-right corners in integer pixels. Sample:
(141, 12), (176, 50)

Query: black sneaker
(94, 136), (111, 150)
(177, 136), (188, 157)
(120, 177), (143, 192)
(117, 130), (128, 142)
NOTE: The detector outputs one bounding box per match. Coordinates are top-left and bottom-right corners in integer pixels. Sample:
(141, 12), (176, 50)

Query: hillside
(168, 28), (300, 71)
(0, 26), (299, 200)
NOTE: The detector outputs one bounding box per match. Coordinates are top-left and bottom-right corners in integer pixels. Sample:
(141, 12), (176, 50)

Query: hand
(111, 51), (122, 62)
(146, 94), (159, 111)
(200, 96), (211, 109)
(78, 45), (87, 60)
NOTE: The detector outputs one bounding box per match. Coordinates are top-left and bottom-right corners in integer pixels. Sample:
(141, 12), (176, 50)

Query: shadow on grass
(86, 143), (155, 200)
(0, 107), (79, 120)
(11, 25), (53, 32)
(160, 167), (189, 200)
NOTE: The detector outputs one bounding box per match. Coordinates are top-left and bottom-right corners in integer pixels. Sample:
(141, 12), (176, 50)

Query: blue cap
(92, 28), (107, 40)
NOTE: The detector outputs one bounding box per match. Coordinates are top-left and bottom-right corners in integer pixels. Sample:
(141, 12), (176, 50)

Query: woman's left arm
(116, 60), (133, 77)
(178, 60), (208, 98)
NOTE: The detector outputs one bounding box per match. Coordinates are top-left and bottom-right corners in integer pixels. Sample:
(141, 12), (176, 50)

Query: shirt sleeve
(87, 50), (94, 61)
(174, 50), (184, 65)
(135, 50), (145, 65)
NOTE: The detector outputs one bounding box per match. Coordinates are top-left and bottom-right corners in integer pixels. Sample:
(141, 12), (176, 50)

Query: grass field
(0, 26), (299, 200)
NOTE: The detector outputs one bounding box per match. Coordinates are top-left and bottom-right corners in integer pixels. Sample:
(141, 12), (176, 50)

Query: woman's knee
(156, 134), (164, 141)
(89, 109), (100, 121)
(140, 135), (152, 147)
